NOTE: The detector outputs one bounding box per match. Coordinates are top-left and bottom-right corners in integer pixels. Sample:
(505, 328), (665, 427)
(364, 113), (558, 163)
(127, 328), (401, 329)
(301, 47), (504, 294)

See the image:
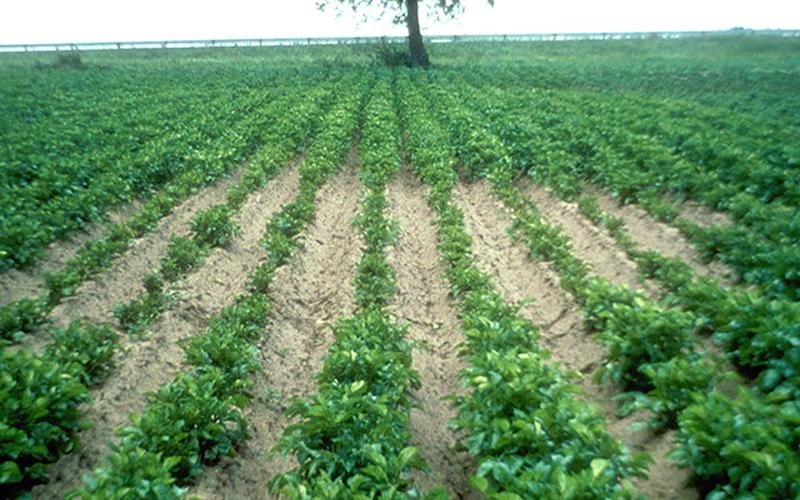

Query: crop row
(271, 73), (427, 498)
(400, 70), (650, 498)
(440, 73), (800, 392)
(457, 72), (800, 402)
(112, 83), (335, 335)
(75, 81), (365, 497)
(454, 68), (800, 301)
(446, 75), (800, 400)
(0, 70), (343, 344)
(424, 74), (800, 498)
(0, 80), (364, 496)
(2, 77), (259, 271)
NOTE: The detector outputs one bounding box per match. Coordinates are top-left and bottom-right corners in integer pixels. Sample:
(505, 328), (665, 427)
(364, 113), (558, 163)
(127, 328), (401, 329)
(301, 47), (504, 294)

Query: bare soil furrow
(452, 182), (567, 328)
(584, 184), (734, 282)
(452, 180), (695, 500)
(30, 161), (301, 499)
(188, 155), (362, 499)
(520, 180), (662, 296)
(452, 181), (593, 374)
(386, 169), (474, 498)
(50, 167), (248, 329)
(0, 201), (143, 308)
(676, 199), (733, 228)
(15, 165), (248, 357)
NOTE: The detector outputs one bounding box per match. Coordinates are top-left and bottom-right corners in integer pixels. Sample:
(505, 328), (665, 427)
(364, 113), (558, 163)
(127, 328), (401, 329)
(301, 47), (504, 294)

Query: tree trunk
(405, 0), (429, 67)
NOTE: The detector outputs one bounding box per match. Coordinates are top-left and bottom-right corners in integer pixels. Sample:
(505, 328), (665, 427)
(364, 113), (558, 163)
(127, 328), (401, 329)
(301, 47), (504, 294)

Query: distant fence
(1, 29), (798, 53)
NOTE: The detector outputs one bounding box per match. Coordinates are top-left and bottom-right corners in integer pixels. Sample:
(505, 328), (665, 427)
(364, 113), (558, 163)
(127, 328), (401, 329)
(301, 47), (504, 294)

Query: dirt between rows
(188, 151), (363, 499)
(520, 180), (663, 297)
(386, 168), (475, 498)
(31, 160), (301, 499)
(452, 180), (696, 500)
(13, 164), (248, 357)
(583, 184), (734, 283)
(676, 199), (734, 228)
(0, 201), (143, 308)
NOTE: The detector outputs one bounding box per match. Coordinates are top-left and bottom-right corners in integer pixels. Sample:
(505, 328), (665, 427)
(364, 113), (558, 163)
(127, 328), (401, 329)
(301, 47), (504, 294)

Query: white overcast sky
(1, 0), (798, 45)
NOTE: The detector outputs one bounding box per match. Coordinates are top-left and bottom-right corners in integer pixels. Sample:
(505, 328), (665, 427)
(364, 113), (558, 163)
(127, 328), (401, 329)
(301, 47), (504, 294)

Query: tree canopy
(318, 0), (496, 66)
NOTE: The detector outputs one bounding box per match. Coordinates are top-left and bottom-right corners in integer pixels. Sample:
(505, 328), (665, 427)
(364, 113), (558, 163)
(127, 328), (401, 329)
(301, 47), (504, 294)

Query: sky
(1, 0), (798, 45)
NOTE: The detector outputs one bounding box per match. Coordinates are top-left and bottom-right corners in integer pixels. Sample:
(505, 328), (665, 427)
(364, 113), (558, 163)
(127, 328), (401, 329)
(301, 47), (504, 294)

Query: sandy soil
(0, 200), (142, 308)
(520, 180), (663, 297)
(386, 168), (475, 498)
(452, 180), (696, 500)
(13, 163), (248, 358)
(676, 200), (734, 228)
(584, 184), (734, 283)
(30, 160), (301, 499)
(188, 153), (362, 499)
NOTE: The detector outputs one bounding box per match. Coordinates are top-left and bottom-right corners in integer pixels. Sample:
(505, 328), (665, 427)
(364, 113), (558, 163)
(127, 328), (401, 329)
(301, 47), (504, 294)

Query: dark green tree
(318, 0), (495, 67)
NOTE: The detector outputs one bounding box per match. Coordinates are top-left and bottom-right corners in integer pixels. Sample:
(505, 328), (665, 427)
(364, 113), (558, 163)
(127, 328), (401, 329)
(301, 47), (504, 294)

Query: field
(1, 35), (799, 499)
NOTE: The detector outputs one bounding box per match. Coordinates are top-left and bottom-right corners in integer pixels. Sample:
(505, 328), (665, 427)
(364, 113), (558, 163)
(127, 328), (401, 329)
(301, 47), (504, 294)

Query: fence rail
(1, 29), (798, 53)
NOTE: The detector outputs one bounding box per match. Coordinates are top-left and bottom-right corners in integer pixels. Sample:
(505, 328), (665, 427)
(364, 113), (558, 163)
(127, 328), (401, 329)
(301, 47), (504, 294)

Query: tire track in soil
(30, 161), (301, 500)
(520, 179), (662, 297)
(187, 152), (362, 499)
(386, 169), (475, 498)
(0, 200), (143, 308)
(452, 180), (696, 500)
(583, 184), (734, 283)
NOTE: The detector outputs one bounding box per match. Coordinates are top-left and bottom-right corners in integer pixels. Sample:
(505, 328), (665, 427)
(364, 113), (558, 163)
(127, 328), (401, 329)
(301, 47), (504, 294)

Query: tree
(318, 0), (495, 67)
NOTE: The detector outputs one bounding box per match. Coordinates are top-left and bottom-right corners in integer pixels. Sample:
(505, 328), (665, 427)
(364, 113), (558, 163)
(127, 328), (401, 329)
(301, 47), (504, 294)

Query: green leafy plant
(398, 74), (649, 497)
(0, 349), (89, 490)
(273, 79), (425, 497)
(585, 278), (697, 391)
(46, 321), (120, 386)
(191, 205), (236, 248)
(161, 235), (205, 282)
(113, 274), (169, 335)
(72, 442), (185, 499)
(118, 369), (246, 482)
(671, 388), (800, 498)
(616, 355), (720, 431)
(79, 77), (364, 496)
(0, 298), (48, 343)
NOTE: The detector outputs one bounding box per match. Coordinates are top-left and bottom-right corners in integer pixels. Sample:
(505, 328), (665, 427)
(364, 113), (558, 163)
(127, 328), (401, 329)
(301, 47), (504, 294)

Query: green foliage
(273, 77), (424, 497)
(247, 264), (275, 294)
(398, 73), (648, 497)
(0, 68), (335, 350)
(46, 321), (120, 386)
(262, 197), (314, 268)
(372, 41), (411, 68)
(584, 278), (697, 391)
(182, 330), (259, 397)
(455, 348), (650, 498)
(273, 312), (423, 497)
(0, 62), (277, 273)
(442, 62), (799, 301)
(160, 235), (205, 282)
(118, 369), (246, 482)
(576, 195), (634, 250)
(617, 355), (719, 431)
(73, 444), (185, 499)
(0, 298), (48, 343)
(53, 51), (86, 69)
(79, 72), (364, 496)
(0, 349), (89, 490)
(671, 388), (800, 498)
(191, 205), (236, 248)
(113, 274), (168, 335)
(182, 294), (271, 396)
